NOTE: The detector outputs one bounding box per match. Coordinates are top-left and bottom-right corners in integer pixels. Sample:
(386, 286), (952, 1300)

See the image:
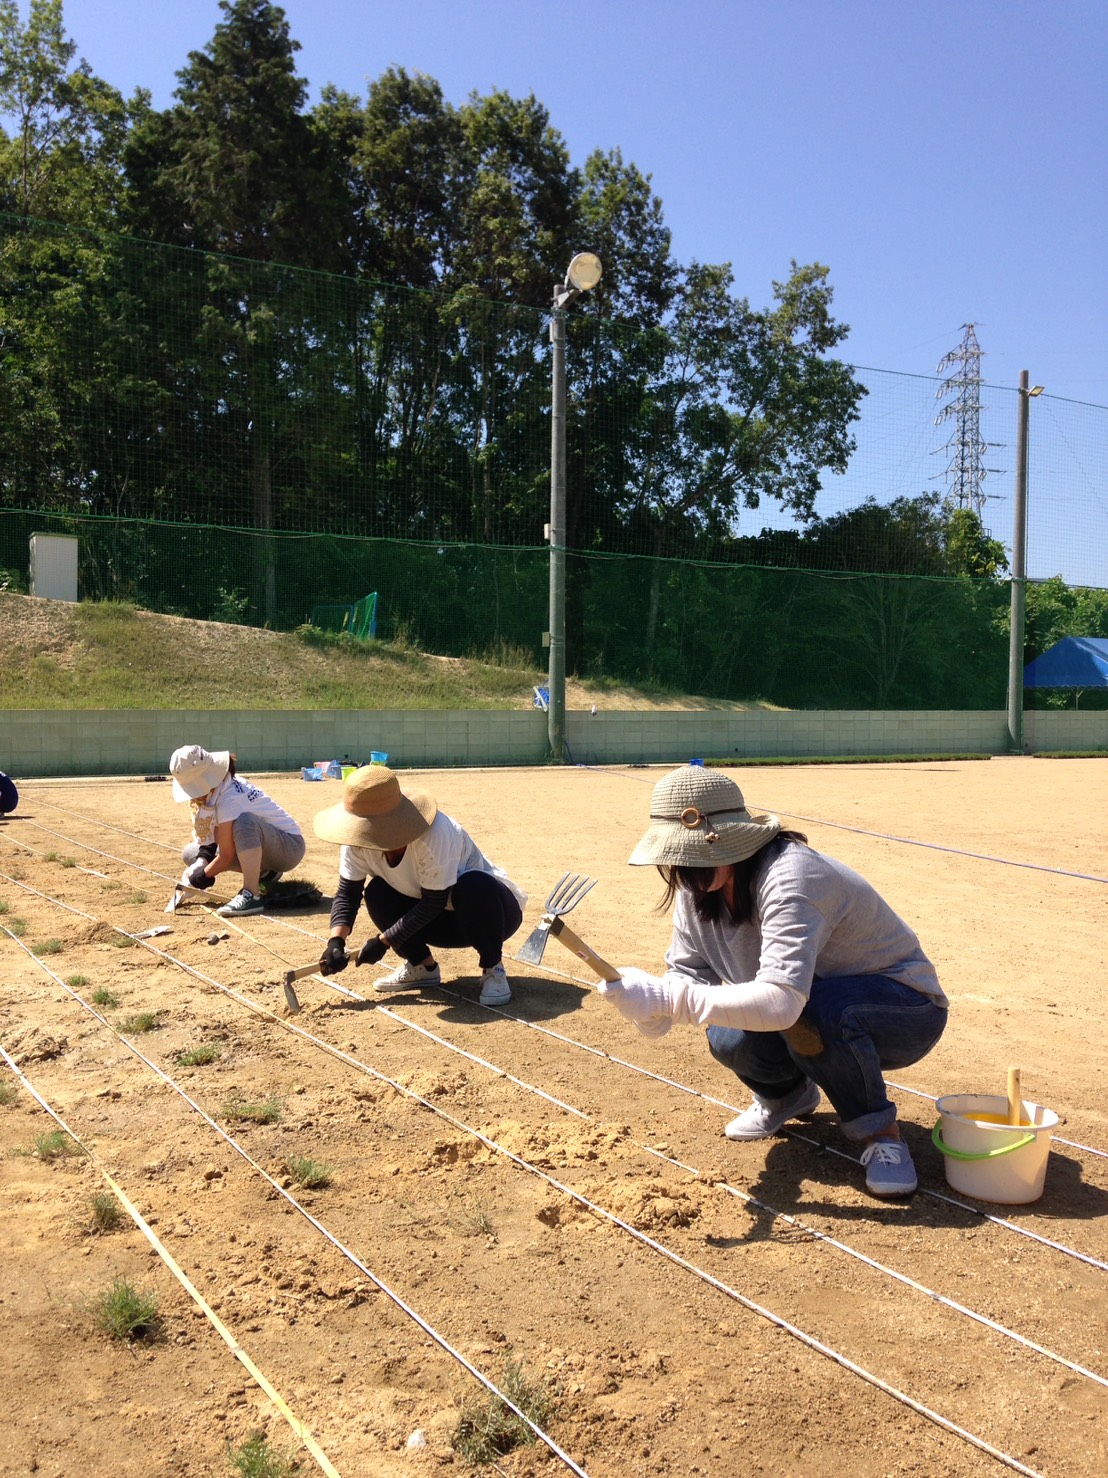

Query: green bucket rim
(931, 1119), (1037, 1162)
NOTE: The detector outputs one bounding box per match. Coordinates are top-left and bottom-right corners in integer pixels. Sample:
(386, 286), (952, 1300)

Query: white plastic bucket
(932, 1093), (1058, 1204)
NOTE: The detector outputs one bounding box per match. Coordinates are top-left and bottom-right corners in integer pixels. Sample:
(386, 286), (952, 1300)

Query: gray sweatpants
(183, 815), (306, 877)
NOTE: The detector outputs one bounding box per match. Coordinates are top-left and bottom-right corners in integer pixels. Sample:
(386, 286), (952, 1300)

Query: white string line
(12, 808), (1108, 1167)
(304, 974), (1108, 1395)
(764, 808), (1108, 886)
(0, 921), (1047, 1478)
(7, 836), (1108, 1267)
(578, 763), (1108, 886)
(0, 923), (591, 1478)
(4, 845), (1107, 1280)
(0, 1040), (343, 1478)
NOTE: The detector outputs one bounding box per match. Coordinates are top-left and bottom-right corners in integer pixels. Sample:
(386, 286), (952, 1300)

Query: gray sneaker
(860, 1136), (918, 1196)
(724, 1080), (821, 1141)
(217, 888), (264, 917)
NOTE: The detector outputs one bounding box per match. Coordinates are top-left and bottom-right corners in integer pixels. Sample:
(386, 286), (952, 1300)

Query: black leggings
(363, 872), (523, 970)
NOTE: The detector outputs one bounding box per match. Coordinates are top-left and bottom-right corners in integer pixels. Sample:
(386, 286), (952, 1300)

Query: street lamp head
(1029, 385), (1044, 397)
(565, 252), (603, 294)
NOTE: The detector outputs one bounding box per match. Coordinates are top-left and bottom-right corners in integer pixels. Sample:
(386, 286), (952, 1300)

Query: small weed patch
(228, 1430), (296, 1478)
(8, 917), (26, 935)
(60, 857), (78, 869)
(88, 1276), (161, 1342)
(453, 1354), (558, 1463)
(463, 1201), (497, 1239)
(33, 1129), (84, 1161)
(0, 1078), (16, 1107)
(117, 1011), (161, 1034)
(33, 938), (63, 955)
(66, 974), (90, 987)
(223, 1094), (282, 1125)
(91, 987), (119, 1008)
(110, 933), (135, 948)
(176, 1043), (222, 1067)
(89, 1191), (124, 1232)
(127, 889), (148, 905)
(284, 1154), (332, 1189)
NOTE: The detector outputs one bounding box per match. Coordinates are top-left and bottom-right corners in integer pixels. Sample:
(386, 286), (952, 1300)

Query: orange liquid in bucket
(968, 1112), (1030, 1127)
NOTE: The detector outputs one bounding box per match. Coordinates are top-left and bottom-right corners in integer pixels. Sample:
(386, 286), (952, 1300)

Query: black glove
(356, 936), (388, 967)
(319, 938), (348, 976)
(186, 860), (215, 890)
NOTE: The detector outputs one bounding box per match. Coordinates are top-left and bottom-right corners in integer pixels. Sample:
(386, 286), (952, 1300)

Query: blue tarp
(1023, 637), (1108, 688)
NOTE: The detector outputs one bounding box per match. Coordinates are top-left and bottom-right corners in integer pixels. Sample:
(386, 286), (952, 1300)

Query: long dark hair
(657, 831), (808, 925)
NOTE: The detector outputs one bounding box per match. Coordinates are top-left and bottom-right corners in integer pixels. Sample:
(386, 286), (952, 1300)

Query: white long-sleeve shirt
(663, 838), (947, 1032)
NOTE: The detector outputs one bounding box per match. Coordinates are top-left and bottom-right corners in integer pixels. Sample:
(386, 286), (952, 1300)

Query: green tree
(0, 0), (134, 223)
(121, 0), (354, 617)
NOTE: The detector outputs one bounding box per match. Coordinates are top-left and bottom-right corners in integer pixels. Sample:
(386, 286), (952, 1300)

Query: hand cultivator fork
(516, 873), (619, 982)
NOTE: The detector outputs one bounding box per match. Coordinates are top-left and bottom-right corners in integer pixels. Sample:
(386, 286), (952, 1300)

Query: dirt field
(1, 757), (1106, 1478)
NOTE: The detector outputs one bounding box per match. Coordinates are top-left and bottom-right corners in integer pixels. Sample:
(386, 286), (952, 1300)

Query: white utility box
(29, 533), (79, 601)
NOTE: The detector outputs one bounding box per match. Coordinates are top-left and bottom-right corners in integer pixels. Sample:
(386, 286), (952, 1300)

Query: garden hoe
(516, 873), (621, 983)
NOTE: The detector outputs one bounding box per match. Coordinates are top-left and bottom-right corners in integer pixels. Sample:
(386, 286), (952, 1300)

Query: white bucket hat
(629, 766), (780, 868)
(170, 745), (231, 802)
(313, 765), (437, 850)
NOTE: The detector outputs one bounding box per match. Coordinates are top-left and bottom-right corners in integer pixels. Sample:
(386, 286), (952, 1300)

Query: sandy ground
(1, 757), (1106, 1478)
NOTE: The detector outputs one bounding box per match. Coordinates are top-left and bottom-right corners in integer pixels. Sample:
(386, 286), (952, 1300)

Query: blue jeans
(706, 975), (948, 1141)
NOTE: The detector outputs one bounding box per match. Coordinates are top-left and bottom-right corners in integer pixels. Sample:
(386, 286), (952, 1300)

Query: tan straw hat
(169, 745), (231, 802)
(313, 765), (437, 850)
(629, 766), (780, 867)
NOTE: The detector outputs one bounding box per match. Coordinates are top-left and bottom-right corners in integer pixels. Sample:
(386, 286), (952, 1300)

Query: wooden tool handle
(1007, 1066), (1022, 1126)
(288, 961), (324, 982)
(549, 919), (621, 983)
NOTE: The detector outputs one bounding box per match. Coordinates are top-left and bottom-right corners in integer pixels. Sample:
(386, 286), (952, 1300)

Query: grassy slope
(1, 595), (775, 712)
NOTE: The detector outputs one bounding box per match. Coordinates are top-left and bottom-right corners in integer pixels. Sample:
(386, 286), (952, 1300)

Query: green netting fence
(2, 214), (1107, 710)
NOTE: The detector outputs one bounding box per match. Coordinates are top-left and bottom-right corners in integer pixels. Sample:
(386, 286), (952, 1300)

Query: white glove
(597, 967), (674, 1037)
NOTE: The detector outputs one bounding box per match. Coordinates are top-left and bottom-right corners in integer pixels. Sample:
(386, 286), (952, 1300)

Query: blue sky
(15, 1), (1108, 580)
(54, 0), (1106, 400)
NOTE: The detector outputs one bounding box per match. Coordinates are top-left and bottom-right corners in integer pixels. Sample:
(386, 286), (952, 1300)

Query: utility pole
(1007, 371), (1044, 752)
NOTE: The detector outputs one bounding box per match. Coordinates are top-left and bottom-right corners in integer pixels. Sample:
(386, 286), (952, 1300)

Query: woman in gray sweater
(599, 766), (948, 1197)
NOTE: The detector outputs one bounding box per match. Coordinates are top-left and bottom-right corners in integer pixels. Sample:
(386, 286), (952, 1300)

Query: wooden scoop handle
(1007, 1066), (1022, 1126)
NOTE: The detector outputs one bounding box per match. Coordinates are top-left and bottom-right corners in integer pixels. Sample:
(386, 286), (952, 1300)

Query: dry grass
(0, 593), (775, 712)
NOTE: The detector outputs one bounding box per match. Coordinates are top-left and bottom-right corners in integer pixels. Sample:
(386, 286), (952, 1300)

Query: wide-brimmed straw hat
(629, 766), (780, 868)
(170, 745), (231, 802)
(313, 764), (437, 850)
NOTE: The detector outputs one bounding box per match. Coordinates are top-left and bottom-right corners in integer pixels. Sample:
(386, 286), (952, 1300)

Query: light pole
(1006, 370), (1044, 753)
(547, 251), (602, 762)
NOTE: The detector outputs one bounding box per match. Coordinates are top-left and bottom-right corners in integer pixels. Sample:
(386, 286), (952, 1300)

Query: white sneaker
(373, 960), (441, 994)
(478, 963), (512, 1006)
(724, 1080), (821, 1141)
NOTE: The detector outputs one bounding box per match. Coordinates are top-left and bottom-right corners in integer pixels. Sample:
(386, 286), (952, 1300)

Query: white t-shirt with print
(192, 775), (303, 845)
(338, 812), (526, 909)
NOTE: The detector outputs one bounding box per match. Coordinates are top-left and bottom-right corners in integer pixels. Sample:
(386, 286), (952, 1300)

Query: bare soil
(1, 758), (1106, 1478)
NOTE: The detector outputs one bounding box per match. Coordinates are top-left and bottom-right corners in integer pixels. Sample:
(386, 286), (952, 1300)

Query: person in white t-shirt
(169, 745), (306, 918)
(596, 765), (948, 1199)
(312, 765), (526, 1007)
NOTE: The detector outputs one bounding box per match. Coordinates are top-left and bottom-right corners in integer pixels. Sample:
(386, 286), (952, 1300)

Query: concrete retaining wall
(4, 707), (1105, 778)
